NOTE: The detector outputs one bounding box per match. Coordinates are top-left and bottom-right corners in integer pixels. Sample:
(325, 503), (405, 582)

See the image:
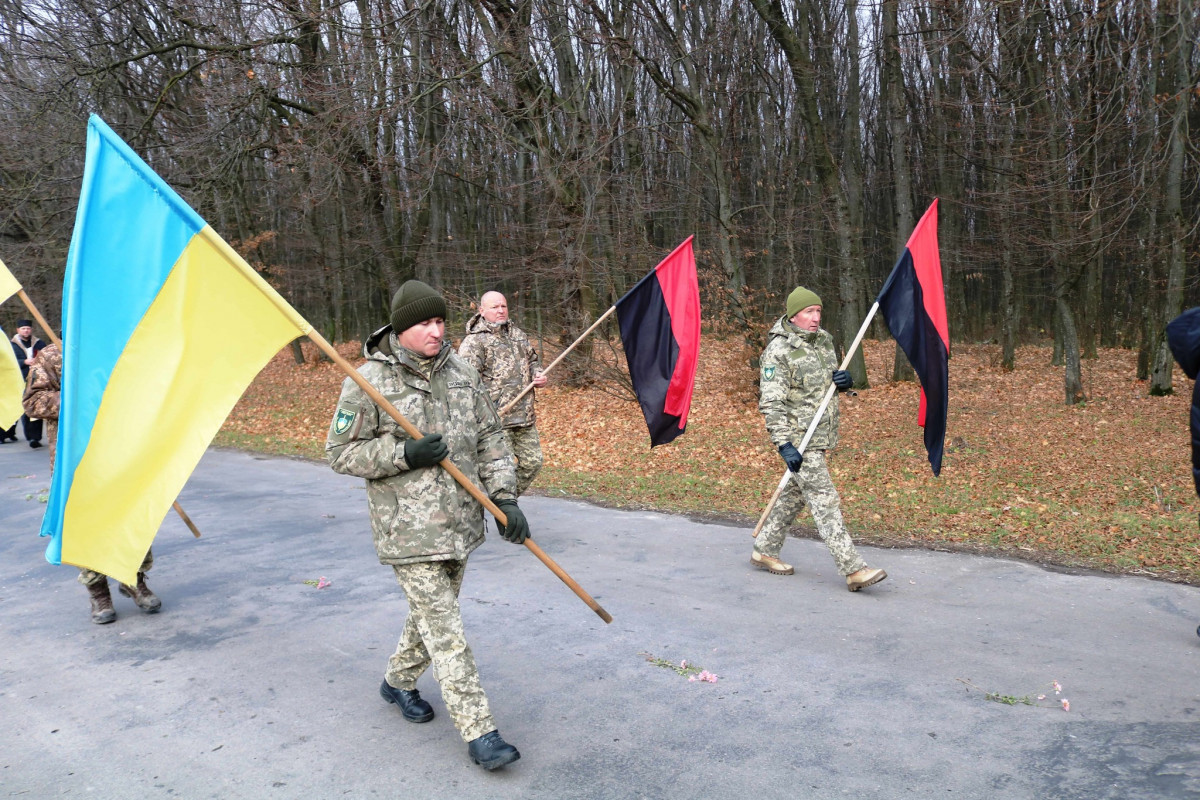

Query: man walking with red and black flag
(750, 287), (887, 592)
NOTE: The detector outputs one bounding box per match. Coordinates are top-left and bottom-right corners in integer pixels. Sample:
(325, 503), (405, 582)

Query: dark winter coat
(1166, 307), (1200, 499)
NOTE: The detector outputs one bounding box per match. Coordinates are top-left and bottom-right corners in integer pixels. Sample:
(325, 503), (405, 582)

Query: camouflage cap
(786, 287), (822, 318)
(390, 280), (447, 333)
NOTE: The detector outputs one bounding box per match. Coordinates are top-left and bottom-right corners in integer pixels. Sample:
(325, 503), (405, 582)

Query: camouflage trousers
(754, 450), (866, 576)
(504, 424), (543, 496)
(386, 560), (496, 742)
(78, 549), (153, 587)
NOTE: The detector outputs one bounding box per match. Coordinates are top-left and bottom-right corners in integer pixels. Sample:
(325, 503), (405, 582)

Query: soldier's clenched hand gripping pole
(11, 286), (206, 537)
(309, 330), (613, 624)
(751, 303), (881, 538)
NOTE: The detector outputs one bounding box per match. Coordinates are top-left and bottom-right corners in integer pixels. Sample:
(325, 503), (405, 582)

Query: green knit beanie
(390, 280), (447, 333)
(786, 286), (822, 319)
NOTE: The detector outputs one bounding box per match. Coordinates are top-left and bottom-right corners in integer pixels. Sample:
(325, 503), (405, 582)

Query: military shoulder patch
(333, 406), (357, 436)
(762, 365), (776, 381)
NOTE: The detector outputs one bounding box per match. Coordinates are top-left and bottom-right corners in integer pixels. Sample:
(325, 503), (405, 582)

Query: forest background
(1, 2), (1198, 576)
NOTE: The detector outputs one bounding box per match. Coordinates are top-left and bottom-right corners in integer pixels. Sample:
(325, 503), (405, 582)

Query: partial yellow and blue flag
(42, 115), (312, 584)
(0, 326), (23, 430)
(0, 255), (20, 302)
(0, 258), (24, 428)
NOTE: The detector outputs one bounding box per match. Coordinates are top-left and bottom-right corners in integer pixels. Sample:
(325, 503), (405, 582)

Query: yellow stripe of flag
(0, 331), (22, 429)
(60, 227), (310, 578)
(0, 256), (20, 304)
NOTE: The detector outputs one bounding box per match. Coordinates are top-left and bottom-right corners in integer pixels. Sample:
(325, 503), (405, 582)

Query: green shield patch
(333, 407), (357, 436)
(762, 365), (776, 381)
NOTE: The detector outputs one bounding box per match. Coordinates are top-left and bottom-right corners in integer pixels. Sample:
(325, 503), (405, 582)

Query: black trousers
(20, 414), (42, 443)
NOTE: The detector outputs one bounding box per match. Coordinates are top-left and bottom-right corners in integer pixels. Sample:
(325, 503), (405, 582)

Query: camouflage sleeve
(472, 372), (518, 501)
(758, 342), (793, 447)
(458, 333), (486, 375)
(325, 372), (408, 479)
(22, 349), (60, 421)
(524, 332), (541, 376)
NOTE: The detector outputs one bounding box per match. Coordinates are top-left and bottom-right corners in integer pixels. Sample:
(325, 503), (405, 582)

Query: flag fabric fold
(0, 259), (24, 428)
(876, 199), (949, 475)
(614, 236), (701, 447)
(0, 256), (20, 304)
(0, 325), (23, 429)
(42, 115), (312, 585)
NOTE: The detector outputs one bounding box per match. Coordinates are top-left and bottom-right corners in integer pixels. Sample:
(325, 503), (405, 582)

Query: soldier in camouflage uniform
(459, 291), (546, 496)
(752, 287), (887, 592)
(327, 280), (528, 771)
(22, 344), (160, 623)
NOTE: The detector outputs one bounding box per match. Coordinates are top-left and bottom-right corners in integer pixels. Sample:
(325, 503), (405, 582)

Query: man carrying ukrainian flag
(24, 342), (161, 623)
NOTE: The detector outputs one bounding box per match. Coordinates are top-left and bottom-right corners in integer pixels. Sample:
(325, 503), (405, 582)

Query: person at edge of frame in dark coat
(751, 286), (888, 592)
(325, 279), (529, 771)
(6, 319), (45, 445)
(1165, 307), (1200, 639)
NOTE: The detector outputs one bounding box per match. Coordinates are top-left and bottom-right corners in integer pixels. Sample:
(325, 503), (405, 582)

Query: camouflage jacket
(759, 317), (839, 451)
(458, 314), (540, 428)
(326, 326), (517, 566)
(22, 344), (61, 468)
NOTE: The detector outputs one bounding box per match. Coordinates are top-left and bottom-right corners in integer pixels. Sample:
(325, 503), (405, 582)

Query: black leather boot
(87, 581), (116, 624)
(379, 681), (434, 723)
(467, 730), (520, 770)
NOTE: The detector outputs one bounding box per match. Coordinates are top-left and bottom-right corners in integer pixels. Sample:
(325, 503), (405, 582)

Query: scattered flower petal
(1061, 699), (1070, 712)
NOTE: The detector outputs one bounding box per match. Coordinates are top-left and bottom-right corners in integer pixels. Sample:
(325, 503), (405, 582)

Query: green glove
(492, 498), (530, 544)
(403, 433), (448, 469)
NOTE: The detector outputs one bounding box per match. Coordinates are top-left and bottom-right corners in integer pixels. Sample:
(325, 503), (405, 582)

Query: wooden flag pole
(499, 305), (617, 417)
(751, 302), (880, 538)
(15, 289), (206, 538)
(308, 329), (612, 624)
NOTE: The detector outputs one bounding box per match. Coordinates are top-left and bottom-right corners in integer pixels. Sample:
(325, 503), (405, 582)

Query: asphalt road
(3, 443), (1200, 799)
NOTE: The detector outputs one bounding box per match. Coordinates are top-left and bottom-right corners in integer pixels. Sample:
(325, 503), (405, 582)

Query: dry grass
(216, 335), (1200, 583)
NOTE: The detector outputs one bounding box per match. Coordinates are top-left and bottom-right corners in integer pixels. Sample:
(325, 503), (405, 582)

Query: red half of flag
(877, 200), (949, 475)
(615, 236), (701, 447)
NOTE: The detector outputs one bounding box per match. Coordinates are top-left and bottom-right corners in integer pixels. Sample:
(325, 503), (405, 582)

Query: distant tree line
(0, 0), (1196, 401)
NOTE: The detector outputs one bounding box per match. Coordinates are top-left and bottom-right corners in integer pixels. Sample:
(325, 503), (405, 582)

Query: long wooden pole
(751, 302), (880, 538)
(14, 289), (205, 538)
(499, 305), (617, 417)
(308, 329), (612, 624)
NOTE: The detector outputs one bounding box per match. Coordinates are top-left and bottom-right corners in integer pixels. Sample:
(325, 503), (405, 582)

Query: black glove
(832, 369), (853, 391)
(403, 433), (448, 469)
(778, 442), (803, 473)
(492, 498), (530, 544)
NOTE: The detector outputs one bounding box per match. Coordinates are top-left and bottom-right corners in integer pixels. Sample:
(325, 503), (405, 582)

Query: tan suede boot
(750, 551), (794, 575)
(87, 581), (116, 624)
(846, 567), (887, 592)
(118, 573), (162, 613)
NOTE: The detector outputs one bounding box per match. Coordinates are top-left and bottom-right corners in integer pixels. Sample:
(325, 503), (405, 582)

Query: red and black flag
(615, 236), (701, 447)
(877, 200), (949, 475)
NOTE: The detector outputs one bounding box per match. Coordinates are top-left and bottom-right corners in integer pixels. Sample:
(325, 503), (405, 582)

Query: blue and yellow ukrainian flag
(0, 258), (24, 429)
(42, 115), (312, 584)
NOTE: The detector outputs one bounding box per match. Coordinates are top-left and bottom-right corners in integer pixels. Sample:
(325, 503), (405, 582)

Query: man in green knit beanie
(751, 286), (887, 592)
(326, 279), (529, 770)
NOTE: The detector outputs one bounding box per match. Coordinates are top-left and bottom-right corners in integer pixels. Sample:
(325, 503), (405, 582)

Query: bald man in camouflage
(751, 286), (887, 592)
(327, 279), (528, 771)
(459, 291), (547, 496)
